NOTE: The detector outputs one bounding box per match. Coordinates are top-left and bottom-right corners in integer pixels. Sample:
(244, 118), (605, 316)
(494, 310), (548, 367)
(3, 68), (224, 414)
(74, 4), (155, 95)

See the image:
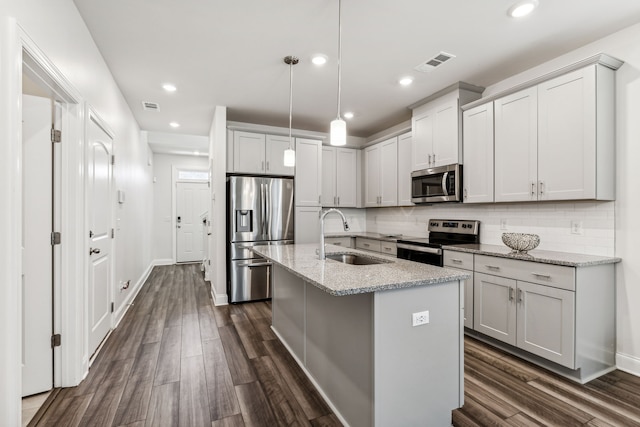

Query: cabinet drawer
(444, 251), (474, 270)
(475, 254), (575, 291)
(325, 236), (353, 248)
(380, 242), (397, 256)
(356, 238), (381, 252)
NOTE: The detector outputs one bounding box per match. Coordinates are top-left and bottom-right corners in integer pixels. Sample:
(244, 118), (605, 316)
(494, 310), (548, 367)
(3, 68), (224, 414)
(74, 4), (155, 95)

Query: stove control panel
(428, 219), (480, 235)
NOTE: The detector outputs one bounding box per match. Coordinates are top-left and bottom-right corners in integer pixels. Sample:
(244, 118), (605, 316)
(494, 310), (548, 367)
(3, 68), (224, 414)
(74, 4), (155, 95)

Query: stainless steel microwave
(411, 164), (462, 203)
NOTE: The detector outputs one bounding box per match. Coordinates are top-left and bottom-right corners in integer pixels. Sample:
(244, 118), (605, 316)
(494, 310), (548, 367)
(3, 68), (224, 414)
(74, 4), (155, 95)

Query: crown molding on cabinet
(462, 53), (624, 111)
(408, 81), (485, 111)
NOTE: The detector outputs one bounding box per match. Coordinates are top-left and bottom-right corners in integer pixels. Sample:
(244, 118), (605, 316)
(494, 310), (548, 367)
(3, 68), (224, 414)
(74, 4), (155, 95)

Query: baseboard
(211, 287), (228, 306)
(113, 260), (156, 327)
(616, 352), (640, 377)
(153, 258), (174, 266)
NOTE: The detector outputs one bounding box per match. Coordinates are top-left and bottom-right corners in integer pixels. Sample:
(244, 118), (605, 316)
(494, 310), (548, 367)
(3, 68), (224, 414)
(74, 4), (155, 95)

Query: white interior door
(176, 181), (208, 263)
(21, 94), (53, 397)
(87, 115), (113, 357)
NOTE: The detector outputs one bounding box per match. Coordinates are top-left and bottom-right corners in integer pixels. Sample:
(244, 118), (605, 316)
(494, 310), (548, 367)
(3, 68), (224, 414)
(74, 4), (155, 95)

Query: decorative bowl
(501, 233), (540, 254)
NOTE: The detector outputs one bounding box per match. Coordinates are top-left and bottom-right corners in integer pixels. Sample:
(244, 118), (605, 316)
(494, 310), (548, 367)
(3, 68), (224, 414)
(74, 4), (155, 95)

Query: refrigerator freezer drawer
(229, 258), (271, 303)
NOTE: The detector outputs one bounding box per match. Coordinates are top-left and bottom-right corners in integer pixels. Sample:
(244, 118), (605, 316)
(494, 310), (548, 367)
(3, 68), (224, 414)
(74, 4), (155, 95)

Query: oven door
(411, 164), (461, 203)
(396, 243), (443, 266)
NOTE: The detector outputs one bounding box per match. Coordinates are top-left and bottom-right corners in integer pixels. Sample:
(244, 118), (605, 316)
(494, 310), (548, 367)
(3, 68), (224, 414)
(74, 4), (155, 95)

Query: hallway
(32, 264), (340, 426)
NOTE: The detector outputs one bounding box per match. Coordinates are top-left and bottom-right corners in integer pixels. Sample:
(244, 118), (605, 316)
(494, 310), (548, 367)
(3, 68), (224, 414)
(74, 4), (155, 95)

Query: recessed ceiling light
(344, 112), (354, 119)
(399, 77), (414, 86)
(311, 55), (328, 66)
(169, 122), (180, 128)
(507, 0), (538, 18)
(162, 83), (177, 92)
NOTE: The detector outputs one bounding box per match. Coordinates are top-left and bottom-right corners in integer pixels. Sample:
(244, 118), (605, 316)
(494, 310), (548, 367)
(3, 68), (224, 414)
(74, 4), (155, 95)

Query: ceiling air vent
(414, 52), (456, 73)
(142, 101), (160, 111)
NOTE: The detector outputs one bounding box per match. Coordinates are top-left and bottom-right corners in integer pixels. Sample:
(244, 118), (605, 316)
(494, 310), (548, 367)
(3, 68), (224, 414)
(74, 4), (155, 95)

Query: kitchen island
(252, 243), (470, 427)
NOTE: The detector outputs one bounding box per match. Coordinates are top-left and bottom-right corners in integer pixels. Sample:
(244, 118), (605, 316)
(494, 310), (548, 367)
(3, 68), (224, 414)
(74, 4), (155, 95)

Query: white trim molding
(616, 352), (640, 377)
(211, 288), (229, 306)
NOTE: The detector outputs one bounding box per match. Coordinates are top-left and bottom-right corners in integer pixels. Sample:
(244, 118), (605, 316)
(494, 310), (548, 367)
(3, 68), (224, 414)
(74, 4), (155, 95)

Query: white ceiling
(73, 0), (640, 141)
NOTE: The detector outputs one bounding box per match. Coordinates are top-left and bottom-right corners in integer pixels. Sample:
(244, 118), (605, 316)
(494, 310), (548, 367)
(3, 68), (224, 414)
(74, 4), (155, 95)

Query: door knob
(89, 248), (101, 255)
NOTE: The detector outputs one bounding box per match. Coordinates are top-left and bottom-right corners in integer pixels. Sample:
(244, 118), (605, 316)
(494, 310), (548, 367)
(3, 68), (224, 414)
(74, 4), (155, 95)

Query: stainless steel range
(396, 219), (480, 266)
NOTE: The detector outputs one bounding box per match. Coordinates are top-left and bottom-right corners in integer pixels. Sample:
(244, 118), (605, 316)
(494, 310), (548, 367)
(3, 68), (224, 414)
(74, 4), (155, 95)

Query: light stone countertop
(443, 243), (621, 267)
(324, 232), (420, 242)
(252, 243), (469, 296)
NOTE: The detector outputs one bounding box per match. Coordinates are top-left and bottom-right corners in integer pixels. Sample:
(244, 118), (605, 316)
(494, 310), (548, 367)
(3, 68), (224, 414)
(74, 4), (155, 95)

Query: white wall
(367, 201), (615, 256)
(0, 1), (154, 423)
(152, 152), (208, 262)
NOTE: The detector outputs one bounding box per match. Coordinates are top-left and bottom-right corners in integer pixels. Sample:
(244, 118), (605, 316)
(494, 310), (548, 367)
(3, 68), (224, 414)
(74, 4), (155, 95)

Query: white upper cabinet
(494, 87), (538, 202)
(365, 137), (397, 207)
(322, 146), (358, 208)
(411, 84), (483, 172)
(397, 132), (413, 206)
(266, 135), (295, 176)
(491, 63), (615, 202)
(463, 102), (494, 203)
(295, 138), (322, 206)
(233, 131), (266, 174)
(230, 131), (294, 176)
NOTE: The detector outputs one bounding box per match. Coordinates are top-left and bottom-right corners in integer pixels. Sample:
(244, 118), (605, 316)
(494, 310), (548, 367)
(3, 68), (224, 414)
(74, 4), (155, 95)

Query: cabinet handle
(432, 153), (436, 164)
(531, 272), (551, 279)
(363, 243), (370, 247)
(318, 195), (321, 204)
(337, 196), (340, 205)
(486, 265), (500, 270)
(451, 258), (463, 263)
(262, 161), (265, 171)
(464, 188), (468, 200)
(383, 247), (391, 251)
(334, 242), (342, 246)
(518, 288), (524, 303)
(334, 196), (337, 205)
(539, 181), (545, 195)
(428, 154), (432, 165)
(509, 287), (514, 301)
(266, 161), (270, 171)
(531, 182), (536, 196)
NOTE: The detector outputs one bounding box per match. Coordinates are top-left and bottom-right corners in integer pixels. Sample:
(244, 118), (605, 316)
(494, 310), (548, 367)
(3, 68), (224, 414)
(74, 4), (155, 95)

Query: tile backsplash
(365, 201), (615, 256)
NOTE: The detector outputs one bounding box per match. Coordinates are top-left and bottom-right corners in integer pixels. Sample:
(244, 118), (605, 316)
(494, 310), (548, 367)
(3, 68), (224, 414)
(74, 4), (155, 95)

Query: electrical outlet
(412, 310), (429, 327)
(500, 219), (508, 230)
(571, 220), (584, 235)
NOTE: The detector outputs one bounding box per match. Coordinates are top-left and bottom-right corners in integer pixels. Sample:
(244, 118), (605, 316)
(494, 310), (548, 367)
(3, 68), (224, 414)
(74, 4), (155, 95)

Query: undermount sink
(325, 253), (392, 266)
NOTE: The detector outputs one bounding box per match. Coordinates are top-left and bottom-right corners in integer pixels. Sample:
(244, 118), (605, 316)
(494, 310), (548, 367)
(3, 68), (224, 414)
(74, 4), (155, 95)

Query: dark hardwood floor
(33, 264), (640, 426)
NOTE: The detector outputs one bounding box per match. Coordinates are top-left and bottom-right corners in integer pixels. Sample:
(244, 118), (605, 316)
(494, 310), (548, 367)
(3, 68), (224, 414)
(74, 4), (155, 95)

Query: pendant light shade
(330, 0), (347, 146)
(283, 55), (298, 167)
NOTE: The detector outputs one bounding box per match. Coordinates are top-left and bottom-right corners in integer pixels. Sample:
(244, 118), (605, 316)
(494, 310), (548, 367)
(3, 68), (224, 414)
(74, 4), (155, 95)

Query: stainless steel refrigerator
(227, 175), (294, 303)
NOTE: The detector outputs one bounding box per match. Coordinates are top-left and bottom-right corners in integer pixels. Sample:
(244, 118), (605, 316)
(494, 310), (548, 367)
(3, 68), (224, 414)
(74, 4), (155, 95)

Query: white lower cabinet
(324, 236), (353, 248)
(444, 251), (474, 329)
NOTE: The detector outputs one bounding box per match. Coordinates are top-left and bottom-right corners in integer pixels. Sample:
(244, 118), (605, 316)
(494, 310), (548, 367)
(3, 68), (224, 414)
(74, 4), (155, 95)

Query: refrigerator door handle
(260, 182), (266, 238)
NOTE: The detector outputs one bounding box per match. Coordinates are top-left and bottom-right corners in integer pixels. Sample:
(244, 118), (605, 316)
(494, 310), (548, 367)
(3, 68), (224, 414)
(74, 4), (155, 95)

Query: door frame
(171, 166), (209, 263)
(0, 18), (86, 425)
(84, 107), (116, 361)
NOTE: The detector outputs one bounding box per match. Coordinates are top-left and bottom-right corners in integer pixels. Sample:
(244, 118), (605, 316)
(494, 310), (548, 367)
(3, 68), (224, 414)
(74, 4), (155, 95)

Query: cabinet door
(294, 206), (320, 243)
(494, 87), (538, 202)
(234, 131), (266, 174)
(432, 98), (460, 167)
(364, 145), (381, 207)
(295, 138), (322, 206)
(463, 103), (494, 203)
(473, 273), (516, 346)
(464, 277), (474, 329)
(516, 281), (576, 368)
(538, 66), (597, 201)
(335, 148), (357, 207)
(321, 146), (337, 206)
(397, 132), (413, 206)
(411, 109), (434, 171)
(380, 138), (398, 206)
(266, 135), (295, 176)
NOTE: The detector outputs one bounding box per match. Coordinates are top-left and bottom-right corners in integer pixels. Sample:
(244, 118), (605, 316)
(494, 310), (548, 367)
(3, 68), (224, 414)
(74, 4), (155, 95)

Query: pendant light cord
(336, 0), (342, 120)
(288, 60), (293, 149)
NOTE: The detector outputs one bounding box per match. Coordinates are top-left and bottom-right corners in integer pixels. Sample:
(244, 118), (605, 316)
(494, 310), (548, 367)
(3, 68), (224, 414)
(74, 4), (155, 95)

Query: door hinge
(51, 129), (61, 143)
(51, 232), (61, 245)
(111, 228), (115, 238)
(51, 334), (61, 348)
(111, 302), (115, 313)
(111, 155), (115, 165)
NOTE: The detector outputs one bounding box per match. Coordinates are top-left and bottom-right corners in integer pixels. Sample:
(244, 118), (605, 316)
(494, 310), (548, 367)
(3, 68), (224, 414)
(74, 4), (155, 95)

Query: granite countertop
(252, 243), (469, 296)
(443, 243), (621, 267)
(324, 231), (420, 242)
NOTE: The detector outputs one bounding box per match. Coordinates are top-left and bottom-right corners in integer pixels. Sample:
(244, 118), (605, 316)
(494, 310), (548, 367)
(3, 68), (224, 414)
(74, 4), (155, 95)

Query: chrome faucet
(319, 208), (350, 260)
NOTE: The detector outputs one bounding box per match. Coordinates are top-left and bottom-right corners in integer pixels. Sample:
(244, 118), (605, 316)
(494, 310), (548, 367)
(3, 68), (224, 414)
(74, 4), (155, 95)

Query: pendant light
(330, 0), (346, 146)
(283, 55), (298, 167)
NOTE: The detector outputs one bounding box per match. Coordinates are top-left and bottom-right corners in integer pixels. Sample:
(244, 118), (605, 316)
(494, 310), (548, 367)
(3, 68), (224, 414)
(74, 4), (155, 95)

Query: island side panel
(305, 285), (373, 427)
(373, 280), (463, 427)
(272, 265), (306, 362)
